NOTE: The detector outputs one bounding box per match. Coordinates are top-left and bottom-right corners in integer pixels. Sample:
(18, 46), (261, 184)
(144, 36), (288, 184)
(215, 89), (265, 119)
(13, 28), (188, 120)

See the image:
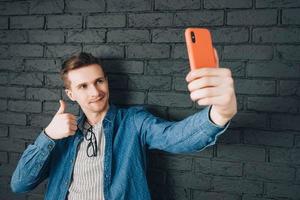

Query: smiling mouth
(89, 96), (105, 103)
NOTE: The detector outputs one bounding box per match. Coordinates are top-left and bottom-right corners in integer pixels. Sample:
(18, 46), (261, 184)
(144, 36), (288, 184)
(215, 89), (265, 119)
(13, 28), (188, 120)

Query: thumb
(56, 100), (66, 114)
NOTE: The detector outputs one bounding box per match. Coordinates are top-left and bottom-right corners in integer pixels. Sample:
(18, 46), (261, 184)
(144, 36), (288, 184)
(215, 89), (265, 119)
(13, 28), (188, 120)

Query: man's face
(65, 64), (109, 116)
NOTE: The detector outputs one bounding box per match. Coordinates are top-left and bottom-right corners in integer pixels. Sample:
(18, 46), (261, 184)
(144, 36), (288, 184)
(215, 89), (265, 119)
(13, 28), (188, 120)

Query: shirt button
(48, 144), (53, 149)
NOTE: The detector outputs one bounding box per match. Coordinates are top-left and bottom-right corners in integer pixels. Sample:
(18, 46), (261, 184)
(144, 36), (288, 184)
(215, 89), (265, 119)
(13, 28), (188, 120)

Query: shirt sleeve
(10, 130), (55, 193)
(134, 106), (229, 153)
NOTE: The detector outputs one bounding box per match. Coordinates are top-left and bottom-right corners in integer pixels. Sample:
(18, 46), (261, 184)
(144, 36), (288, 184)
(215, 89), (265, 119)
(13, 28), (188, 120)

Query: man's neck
(84, 105), (109, 126)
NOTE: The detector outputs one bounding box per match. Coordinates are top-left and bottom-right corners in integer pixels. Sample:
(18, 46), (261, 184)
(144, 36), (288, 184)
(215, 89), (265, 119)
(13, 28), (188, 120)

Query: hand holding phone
(185, 28), (217, 70)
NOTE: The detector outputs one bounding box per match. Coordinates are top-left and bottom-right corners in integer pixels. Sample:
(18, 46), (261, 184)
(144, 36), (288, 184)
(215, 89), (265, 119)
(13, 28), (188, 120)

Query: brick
(217, 144), (265, 162)
(155, 0), (200, 10)
(0, 1), (28, 15)
(256, 0), (300, 8)
(212, 27), (249, 44)
(194, 158), (243, 177)
(128, 13), (173, 27)
(224, 45), (273, 60)
(253, 28), (300, 43)
(47, 15), (82, 29)
(83, 45), (124, 59)
(44, 73), (63, 87)
(247, 61), (300, 78)
(0, 72), (7, 84)
(29, 114), (53, 128)
(0, 151), (7, 163)
(270, 147), (300, 164)
(29, 30), (64, 43)
(29, 0), (64, 14)
(0, 99), (7, 111)
(0, 17), (8, 29)
(271, 114), (300, 131)
(102, 60), (144, 74)
(164, 186), (190, 200)
(107, 74), (128, 89)
(65, 0), (105, 13)
(43, 101), (79, 115)
(282, 9), (300, 25)
(241, 195), (285, 200)
(212, 177), (263, 194)
(244, 162), (295, 181)
(204, 0), (252, 8)
(235, 79), (276, 95)
(0, 86), (25, 99)
(109, 91), (145, 105)
(8, 72), (43, 86)
(231, 112), (268, 129)
(45, 45), (81, 58)
(171, 44), (187, 59)
(128, 75), (171, 90)
(167, 171), (211, 189)
(152, 29), (183, 43)
(168, 107), (202, 120)
(174, 11), (224, 26)
(0, 45), (9, 58)
(150, 154), (192, 170)
(227, 10), (277, 26)
(279, 81), (300, 96)
(244, 129), (294, 147)
(247, 97), (299, 113)
(148, 92), (192, 107)
(107, 29), (150, 43)
(0, 125), (8, 137)
(66, 29), (105, 43)
(146, 60), (189, 75)
(107, 0), (151, 11)
(0, 30), (27, 43)
(25, 59), (61, 72)
(173, 76), (188, 91)
(217, 129), (241, 144)
(87, 14), (126, 28)
(265, 182), (300, 198)
(277, 45), (300, 61)
(192, 191), (240, 200)
(26, 88), (60, 101)
(8, 100), (41, 113)
(9, 125), (41, 140)
(0, 59), (23, 71)
(296, 136), (300, 147)
(127, 44), (170, 59)
(9, 44), (43, 57)
(10, 16), (44, 29)
(0, 112), (26, 125)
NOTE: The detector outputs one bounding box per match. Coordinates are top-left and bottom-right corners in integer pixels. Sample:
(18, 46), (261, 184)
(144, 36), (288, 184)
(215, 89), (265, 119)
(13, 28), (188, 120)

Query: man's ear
(65, 89), (76, 101)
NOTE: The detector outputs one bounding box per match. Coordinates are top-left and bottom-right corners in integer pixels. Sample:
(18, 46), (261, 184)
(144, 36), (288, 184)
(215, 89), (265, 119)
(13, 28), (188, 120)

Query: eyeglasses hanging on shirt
(84, 121), (98, 157)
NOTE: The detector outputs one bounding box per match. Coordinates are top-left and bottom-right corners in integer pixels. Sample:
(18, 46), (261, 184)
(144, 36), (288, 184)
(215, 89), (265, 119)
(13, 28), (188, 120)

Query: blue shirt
(11, 104), (228, 200)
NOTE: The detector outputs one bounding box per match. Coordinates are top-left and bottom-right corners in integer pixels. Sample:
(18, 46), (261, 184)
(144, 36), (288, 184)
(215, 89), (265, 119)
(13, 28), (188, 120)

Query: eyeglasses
(84, 122), (98, 157)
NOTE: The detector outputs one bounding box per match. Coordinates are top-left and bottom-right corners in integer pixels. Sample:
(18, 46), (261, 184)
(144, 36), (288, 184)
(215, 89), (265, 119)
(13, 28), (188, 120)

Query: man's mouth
(89, 95), (105, 103)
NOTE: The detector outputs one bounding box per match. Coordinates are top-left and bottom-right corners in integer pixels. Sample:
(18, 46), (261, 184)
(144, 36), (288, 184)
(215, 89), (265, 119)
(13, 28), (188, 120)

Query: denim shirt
(11, 104), (228, 200)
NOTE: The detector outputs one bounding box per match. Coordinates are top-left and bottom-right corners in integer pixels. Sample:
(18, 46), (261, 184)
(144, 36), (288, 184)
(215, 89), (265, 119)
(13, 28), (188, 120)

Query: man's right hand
(44, 100), (78, 140)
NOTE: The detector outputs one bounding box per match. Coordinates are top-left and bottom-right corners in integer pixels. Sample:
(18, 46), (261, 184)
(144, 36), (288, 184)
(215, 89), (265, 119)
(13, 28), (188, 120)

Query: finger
(64, 113), (77, 121)
(214, 48), (220, 68)
(188, 77), (222, 92)
(70, 124), (78, 131)
(190, 87), (223, 102)
(56, 100), (66, 115)
(186, 68), (232, 82)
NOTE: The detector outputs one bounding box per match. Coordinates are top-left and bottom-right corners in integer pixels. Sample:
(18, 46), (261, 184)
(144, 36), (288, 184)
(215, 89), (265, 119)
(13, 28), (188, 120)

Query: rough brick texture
(0, 0), (299, 199)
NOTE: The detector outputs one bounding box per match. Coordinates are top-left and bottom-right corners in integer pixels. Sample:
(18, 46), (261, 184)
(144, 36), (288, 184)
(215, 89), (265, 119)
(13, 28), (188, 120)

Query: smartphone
(185, 28), (217, 70)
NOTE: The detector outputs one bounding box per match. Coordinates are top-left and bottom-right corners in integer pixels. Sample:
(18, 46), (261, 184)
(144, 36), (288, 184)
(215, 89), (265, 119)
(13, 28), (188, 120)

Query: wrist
(209, 106), (230, 127)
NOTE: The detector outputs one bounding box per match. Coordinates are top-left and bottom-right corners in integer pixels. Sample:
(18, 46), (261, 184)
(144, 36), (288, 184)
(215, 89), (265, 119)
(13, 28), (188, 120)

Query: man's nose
(89, 85), (100, 96)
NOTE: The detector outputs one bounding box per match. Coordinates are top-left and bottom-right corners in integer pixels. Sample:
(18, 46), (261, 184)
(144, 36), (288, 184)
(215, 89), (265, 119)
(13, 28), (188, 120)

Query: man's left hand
(185, 49), (237, 127)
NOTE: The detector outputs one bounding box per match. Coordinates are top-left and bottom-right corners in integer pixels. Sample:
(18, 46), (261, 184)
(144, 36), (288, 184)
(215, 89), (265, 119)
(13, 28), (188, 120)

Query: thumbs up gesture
(44, 100), (78, 140)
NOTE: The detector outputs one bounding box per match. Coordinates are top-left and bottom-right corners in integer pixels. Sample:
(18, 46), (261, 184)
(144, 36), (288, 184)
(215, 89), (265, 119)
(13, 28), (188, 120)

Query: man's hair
(60, 52), (106, 89)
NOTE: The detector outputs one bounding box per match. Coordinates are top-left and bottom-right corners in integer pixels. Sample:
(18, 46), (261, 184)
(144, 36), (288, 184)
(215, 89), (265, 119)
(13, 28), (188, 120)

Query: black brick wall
(0, 0), (299, 199)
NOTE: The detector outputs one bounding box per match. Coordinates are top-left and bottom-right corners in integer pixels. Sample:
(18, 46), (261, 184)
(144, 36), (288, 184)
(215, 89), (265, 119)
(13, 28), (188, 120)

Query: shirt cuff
(34, 130), (56, 153)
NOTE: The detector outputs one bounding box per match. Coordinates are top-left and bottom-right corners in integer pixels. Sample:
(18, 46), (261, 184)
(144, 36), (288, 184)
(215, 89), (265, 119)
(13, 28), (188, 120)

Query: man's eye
(79, 85), (87, 89)
(96, 79), (104, 84)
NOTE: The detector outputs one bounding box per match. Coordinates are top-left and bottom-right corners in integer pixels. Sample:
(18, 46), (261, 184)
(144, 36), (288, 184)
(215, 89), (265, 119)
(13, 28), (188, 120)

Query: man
(11, 51), (237, 199)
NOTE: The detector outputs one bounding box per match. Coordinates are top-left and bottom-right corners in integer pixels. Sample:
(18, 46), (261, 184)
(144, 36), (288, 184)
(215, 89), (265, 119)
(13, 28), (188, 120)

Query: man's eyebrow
(75, 77), (106, 88)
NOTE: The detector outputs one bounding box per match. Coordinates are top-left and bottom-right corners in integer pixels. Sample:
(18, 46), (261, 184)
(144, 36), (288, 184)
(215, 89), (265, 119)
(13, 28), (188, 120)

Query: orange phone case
(185, 28), (217, 70)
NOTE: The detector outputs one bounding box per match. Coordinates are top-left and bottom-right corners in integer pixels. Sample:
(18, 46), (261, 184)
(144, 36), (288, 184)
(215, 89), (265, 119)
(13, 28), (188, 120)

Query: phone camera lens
(191, 32), (196, 43)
